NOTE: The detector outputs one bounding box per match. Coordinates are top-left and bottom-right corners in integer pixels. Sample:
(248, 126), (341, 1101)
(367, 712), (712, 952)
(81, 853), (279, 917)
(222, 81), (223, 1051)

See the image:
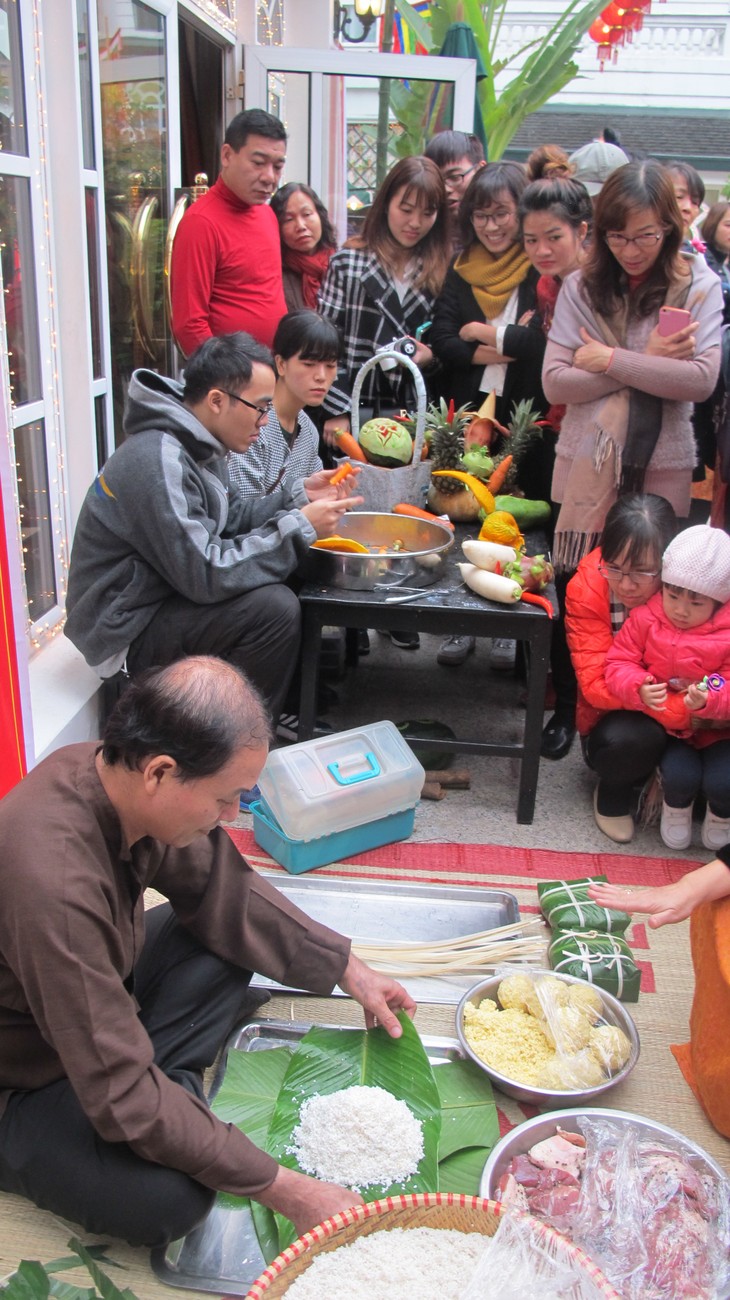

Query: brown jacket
(0, 744), (350, 1197)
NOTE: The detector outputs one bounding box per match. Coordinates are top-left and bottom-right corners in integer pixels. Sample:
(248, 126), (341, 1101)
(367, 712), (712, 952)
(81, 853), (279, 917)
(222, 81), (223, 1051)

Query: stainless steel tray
(252, 872), (522, 1006)
(151, 1020), (466, 1296)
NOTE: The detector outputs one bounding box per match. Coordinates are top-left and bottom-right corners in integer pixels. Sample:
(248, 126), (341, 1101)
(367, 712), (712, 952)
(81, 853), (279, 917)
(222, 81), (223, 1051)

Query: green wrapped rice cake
(538, 876), (631, 935)
(549, 929), (641, 1002)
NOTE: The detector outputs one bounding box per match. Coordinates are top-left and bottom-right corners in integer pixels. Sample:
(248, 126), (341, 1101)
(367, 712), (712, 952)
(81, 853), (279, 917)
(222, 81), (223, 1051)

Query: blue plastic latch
(327, 751), (381, 786)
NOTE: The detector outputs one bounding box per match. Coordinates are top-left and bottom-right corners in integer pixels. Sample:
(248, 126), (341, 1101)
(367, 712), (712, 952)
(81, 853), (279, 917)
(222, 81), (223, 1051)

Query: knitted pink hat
(662, 525), (730, 602)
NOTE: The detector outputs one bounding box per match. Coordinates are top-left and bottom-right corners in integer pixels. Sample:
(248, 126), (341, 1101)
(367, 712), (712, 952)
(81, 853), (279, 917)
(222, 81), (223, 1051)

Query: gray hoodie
(65, 369), (316, 673)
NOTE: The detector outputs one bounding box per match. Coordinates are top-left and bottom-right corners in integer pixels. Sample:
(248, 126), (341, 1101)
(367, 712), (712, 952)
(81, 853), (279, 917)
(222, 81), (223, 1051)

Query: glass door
(243, 47), (477, 243)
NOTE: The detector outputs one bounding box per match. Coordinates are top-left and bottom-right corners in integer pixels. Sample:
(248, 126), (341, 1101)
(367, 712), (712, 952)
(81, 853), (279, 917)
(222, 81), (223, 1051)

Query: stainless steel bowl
(456, 971), (640, 1108)
(299, 511), (454, 592)
(480, 1106), (730, 1199)
(479, 1107), (730, 1300)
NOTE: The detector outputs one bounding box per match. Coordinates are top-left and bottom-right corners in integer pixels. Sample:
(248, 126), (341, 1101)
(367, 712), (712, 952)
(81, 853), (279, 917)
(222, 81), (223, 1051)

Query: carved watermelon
(358, 417), (413, 468)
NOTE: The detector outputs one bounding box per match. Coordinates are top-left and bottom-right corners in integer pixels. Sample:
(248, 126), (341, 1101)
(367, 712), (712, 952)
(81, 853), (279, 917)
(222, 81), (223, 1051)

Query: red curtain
(0, 489), (26, 795)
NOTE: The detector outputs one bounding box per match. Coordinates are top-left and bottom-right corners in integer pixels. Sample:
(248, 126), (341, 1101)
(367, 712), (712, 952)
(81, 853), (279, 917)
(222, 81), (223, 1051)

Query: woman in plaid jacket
(318, 156), (450, 444)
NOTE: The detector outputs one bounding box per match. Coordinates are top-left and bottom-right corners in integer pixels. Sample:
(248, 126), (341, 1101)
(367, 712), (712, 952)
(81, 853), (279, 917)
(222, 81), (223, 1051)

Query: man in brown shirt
(0, 657), (415, 1246)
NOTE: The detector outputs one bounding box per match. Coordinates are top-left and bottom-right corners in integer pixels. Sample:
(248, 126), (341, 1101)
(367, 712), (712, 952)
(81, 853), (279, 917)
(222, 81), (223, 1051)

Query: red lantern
(588, 15), (625, 68)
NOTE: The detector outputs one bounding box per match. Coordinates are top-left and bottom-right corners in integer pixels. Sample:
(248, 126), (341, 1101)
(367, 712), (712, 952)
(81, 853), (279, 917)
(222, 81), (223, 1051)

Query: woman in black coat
(430, 162), (549, 500)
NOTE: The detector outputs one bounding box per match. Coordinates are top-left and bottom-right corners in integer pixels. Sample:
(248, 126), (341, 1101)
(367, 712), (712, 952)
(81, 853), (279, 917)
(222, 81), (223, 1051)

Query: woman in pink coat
(605, 525), (730, 852)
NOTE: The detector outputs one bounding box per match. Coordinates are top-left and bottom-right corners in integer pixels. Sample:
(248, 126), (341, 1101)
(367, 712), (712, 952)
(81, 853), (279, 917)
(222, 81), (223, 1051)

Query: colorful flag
(383, 3), (431, 54)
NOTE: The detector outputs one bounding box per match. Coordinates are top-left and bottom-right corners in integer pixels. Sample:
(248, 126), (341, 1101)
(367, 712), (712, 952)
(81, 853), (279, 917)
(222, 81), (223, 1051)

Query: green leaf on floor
(434, 1057), (499, 1160)
(66, 1240), (136, 1300)
(211, 1044), (293, 1212)
(266, 1014), (442, 1254)
(438, 1145), (492, 1196)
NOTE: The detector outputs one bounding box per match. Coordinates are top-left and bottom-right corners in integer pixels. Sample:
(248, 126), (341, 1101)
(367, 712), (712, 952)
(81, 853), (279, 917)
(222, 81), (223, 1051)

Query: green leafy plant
(2, 1240), (138, 1300)
(393, 0), (611, 159)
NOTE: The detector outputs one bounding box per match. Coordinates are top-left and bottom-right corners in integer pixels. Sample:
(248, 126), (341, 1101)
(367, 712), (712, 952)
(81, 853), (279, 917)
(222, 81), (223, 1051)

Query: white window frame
(243, 46), (478, 200)
(0, 0), (69, 647)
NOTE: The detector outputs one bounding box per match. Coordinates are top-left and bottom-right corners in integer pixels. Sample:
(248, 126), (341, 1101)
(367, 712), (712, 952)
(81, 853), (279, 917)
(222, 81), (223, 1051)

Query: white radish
(458, 562), (522, 603)
(461, 539), (517, 571)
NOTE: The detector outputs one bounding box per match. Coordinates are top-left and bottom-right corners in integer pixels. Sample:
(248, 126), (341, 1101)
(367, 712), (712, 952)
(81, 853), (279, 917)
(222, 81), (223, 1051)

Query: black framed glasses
(222, 391), (273, 422)
(605, 230), (665, 251)
(598, 562), (660, 584)
(441, 162), (480, 188)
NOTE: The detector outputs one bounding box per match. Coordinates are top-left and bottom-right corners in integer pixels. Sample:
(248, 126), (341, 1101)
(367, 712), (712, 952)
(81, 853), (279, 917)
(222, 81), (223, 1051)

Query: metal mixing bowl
(299, 511), (454, 591)
(479, 1106), (730, 1200)
(456, 971), (640, 1108)
(479, 1107), (730, 1300)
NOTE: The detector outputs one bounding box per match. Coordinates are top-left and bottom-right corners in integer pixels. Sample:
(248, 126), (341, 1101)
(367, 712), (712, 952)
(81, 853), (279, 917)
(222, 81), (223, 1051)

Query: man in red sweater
(171, 109), (288, 355)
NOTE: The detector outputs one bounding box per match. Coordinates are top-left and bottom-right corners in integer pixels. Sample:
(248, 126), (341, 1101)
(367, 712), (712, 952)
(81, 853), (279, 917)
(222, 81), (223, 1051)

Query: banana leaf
(438, 1145), (492, 1196)
(434, 1057), (498, 1160)
(266, 1014), (441, 1252)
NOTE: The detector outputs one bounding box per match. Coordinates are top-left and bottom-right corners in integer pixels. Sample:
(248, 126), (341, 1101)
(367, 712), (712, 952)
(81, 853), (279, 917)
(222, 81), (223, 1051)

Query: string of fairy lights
(2, 0), (69, 650)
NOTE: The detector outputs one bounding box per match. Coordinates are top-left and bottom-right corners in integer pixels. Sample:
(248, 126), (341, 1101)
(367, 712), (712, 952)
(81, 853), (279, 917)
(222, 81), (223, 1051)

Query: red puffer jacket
(565, 549), (691, 739)
(605, 590), (730, 746)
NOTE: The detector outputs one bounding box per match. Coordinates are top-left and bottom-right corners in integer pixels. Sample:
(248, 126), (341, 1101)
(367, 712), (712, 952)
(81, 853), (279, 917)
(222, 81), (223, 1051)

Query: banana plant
(394, 0), (611, 159)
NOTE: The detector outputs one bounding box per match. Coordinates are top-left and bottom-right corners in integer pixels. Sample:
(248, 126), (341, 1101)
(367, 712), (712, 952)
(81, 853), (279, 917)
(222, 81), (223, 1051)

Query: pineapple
(506, 398), (545, 469)
(428, 399), (475, 494)
(424, 398), (483, 521)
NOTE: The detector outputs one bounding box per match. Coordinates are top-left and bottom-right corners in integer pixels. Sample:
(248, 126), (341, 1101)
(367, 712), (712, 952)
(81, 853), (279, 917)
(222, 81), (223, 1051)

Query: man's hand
(257, 1165), (363, 1237)
(573, 328), (614, 373)
(304, 467), (362, 501)
(639, 675), (667, 710)
(301, 497), (363, 537)
(338, 952), (417, 1038)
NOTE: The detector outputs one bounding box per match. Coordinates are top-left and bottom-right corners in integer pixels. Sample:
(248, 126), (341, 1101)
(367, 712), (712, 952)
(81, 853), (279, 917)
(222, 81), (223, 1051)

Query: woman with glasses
(565, 493), (686, 842)
(430, 162), (545, 426)
(228, 310), (339, 498)
(543, 160), (723, 574)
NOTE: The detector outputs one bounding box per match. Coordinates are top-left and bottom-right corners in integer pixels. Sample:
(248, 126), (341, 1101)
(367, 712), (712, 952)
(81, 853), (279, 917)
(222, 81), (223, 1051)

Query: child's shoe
(660, 801), (693, 851)
(701, 807), (730, 852)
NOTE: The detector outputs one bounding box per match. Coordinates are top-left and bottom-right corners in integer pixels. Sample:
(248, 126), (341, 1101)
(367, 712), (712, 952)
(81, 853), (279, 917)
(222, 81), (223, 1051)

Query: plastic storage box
(251, 798), (416, 874)
(256, 721), (424, 865)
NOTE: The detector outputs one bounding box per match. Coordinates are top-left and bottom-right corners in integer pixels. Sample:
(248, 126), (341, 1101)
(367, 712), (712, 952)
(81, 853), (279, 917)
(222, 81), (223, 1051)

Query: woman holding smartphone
(543, 160), (723, 575)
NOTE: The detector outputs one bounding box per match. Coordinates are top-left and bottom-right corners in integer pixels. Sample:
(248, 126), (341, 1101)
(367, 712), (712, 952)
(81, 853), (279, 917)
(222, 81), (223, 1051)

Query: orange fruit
(478, 510), (524, 550)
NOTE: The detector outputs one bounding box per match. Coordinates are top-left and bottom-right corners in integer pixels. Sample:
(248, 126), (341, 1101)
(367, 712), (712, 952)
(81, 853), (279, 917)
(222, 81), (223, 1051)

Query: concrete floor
(240, 630), (706, 865)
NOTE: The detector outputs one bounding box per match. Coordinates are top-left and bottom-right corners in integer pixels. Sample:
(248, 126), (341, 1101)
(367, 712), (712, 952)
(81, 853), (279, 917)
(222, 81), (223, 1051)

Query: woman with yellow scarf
(430, 161), (552, 672)
(430, 162), (548, 493)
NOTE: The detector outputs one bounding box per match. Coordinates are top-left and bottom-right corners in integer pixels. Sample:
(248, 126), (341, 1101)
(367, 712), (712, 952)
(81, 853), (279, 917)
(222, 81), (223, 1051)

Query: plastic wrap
(500, 1115), (730, 1300)
(462, 965), (632, 1091)
(549, 930), (641, 1002)
(538, 877), (631, 935)
(461, 1211), (615, 1299)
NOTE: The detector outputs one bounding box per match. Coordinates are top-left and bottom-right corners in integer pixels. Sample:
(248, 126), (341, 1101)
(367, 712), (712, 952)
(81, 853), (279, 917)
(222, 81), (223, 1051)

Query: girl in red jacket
(605, 525), (730, 852)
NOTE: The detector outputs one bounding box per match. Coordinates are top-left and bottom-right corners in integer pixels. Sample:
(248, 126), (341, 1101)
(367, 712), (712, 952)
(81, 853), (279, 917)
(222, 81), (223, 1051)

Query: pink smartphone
(658, 306), (691, 337)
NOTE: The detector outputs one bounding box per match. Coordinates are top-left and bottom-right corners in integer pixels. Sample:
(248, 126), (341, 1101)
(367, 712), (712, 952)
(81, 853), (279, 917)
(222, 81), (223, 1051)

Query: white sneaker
(660, 801), (693, 851)
(701, 808), (730, 852)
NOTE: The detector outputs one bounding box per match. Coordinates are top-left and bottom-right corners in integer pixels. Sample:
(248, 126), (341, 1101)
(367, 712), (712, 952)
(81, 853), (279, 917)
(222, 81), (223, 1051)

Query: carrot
(311, 536), (370, 554)
(329, 461), (358, 486)
(392, 503), (454, 530)
(487, 454), (513, 494)
(333, 428), (367, 462)
(520, 590), (554, 618)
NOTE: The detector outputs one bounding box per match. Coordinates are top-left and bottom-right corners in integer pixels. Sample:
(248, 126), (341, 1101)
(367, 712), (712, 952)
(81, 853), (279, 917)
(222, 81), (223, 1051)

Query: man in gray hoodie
(65, 333), (360, 721)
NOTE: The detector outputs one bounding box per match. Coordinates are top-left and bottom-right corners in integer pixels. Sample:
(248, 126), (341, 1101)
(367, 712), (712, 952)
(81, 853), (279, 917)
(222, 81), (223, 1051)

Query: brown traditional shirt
(0, 744), (350, 1196)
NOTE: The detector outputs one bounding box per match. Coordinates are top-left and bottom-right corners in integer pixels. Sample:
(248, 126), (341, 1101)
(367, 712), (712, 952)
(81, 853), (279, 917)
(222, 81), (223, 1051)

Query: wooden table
(297, 528), (554, 824)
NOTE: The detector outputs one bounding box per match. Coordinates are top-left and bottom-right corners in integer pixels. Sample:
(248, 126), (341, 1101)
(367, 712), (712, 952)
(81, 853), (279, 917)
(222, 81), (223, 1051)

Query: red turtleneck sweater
(171, 176), (286, 355)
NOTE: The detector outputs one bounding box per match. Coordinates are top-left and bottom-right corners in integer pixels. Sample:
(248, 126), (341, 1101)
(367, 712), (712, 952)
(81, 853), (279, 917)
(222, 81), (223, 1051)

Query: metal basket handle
(349, 351), (427, 463)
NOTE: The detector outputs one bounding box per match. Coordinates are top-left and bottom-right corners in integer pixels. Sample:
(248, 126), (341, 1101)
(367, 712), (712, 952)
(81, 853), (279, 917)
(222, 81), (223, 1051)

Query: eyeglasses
(472, 207), (516, 227)
(598, 562), (660, 584)
(222, 391), (273, 422)
(441, 162), (480, 188)
(605, 230), (665, 251)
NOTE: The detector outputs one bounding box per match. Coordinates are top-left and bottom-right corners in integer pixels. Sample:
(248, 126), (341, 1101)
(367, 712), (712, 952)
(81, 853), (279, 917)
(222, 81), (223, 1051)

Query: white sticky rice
(288, 1084), (424, 1191)
(284, 1226), (486, 1298)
